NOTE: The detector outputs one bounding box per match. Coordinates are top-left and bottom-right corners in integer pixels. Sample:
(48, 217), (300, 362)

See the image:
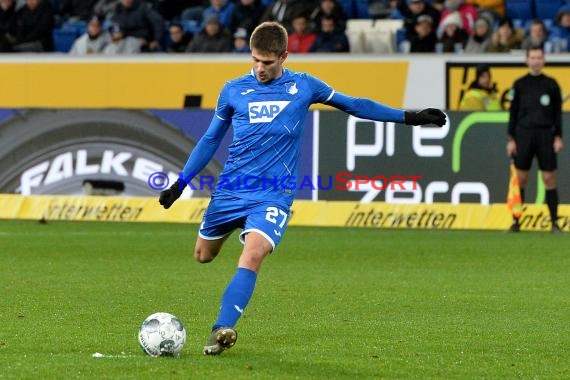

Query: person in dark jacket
(167, 22), (191, 52)
(309, 0), (346, 32)
(111, 0), (164, 51)
(0, 0), (17, 52)
(12, 0), (54, 52)
(60, 0), (99, 21)
(229, 0), (264, 36)
(409, 14), (436, 52)
(309, 15), (348, 52)
(397, 0), (441, 40)
(186, 13), (232, 52)
(261, 0), (319, 32)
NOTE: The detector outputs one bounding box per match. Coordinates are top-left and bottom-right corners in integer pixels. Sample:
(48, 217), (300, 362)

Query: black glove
(159, 179), (185, 209)
(404, 108), (447, 127)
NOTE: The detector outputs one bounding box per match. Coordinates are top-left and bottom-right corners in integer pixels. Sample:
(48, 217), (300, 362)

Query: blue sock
(213, 267), (257, 330)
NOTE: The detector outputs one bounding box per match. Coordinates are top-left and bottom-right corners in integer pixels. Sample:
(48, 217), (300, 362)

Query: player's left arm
(327, 91), (447, 127)
(305, 73), (446, 127)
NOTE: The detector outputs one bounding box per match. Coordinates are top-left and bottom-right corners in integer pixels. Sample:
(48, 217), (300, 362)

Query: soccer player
(507, 45), (564, 233)
(159, 21), (447, 355)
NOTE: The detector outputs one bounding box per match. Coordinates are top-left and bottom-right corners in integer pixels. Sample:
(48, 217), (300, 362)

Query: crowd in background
(0, 0), (569, 54)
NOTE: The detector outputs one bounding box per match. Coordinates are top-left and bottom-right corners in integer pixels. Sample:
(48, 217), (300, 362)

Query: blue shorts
(198, 194), (291, 251)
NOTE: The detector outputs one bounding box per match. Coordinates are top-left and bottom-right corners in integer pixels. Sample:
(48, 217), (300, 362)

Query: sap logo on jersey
(248, 101), (290, 123)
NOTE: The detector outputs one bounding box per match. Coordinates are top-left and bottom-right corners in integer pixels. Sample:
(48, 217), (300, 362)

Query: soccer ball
(138, 312), (186, 357)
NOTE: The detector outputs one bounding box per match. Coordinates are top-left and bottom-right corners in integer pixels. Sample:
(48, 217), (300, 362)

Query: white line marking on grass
(92, 352), (135, 358)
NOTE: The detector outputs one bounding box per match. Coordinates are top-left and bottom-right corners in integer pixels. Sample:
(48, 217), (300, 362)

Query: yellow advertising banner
(1, 195), (568, 232)
(0, 60), (408, 109)
(447, 63), (570, 111)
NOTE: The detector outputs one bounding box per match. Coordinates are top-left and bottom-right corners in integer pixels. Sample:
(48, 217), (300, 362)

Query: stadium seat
(180, 20), (201, 34)
(395, 27), (407, 49)
(364, 19), (403, 52)
(363, 28), (394, 53)
(52, 28), (77, 53)
(374, 18), (403, 32)
(346, 19), (374, 52)
(534, 0), (563, 20)
(505, 0), (534, 21)
(346, 28), (366, 53)
(61, 21), (87, 35)
(512, 18), (524, 29)
(543, 18), (554, 30)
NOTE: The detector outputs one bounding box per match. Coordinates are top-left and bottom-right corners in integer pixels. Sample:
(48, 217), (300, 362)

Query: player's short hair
(526, 44), (544, 57)
(250, 22), (288, 56)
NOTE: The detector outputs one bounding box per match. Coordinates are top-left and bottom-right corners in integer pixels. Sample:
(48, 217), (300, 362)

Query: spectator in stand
(431, 0), (444, 12)
(11, 0), (54, 52)
(487, 17), (523, 53)
(111, 0), (164, 52)
(186, 13), (232, 52)
(60, 0), (99, 21)
(102, 22), (142, 53)
(69, 14), (111, 54)
(521, 19), (548, 51)
(463, 13), (493, 53)
(229, 0), (265, 36)
(167, 22), (191, 52)
(397, 0), (441, 41)
(261, 0), (319, 32)
(287, 13), (316, 53)
(437, 11), (468, 52)
(549, 5), (570, 53)
(232, 26), (250, 52)
(309, 14), (349, 52)
(438, 0), (478, 36)
(0, 0), (17, 52)
(201, 0), (235, 29)
(459, 64), (501, 110)
(409, 14), (437, 52)
(309, 0), (346, 32)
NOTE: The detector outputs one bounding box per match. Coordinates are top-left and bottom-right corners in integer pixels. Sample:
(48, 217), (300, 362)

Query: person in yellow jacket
(459, 64), (502, 110)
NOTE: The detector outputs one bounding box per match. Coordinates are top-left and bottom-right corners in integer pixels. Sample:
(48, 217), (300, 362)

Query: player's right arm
(159, 85), (232, 209)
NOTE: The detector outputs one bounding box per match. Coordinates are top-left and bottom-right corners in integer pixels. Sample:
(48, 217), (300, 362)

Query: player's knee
(542, 172), (556, 188)
(194, 248), (215, 264)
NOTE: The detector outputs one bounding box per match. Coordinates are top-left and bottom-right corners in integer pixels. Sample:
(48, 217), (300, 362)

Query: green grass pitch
(0, 220), (569, 379)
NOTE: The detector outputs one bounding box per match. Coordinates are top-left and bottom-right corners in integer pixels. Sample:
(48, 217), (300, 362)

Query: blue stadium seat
(337, 0), (355, 19)
(180, 20), (201, 34)
(505, 0), (534, 20)
(354, 0), (370, 18)
(61, 21), (87, 35)
(534, 0), (563, 20)
(52, 28), (77, 53)
(543, 18), (554, 30)
(511, 18), (525, 30)
(396, 27), (406, 50)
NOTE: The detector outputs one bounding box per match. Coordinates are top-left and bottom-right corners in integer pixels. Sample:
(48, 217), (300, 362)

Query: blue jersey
(181, 68), (405, 205)
(214, 69), (332, 204)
